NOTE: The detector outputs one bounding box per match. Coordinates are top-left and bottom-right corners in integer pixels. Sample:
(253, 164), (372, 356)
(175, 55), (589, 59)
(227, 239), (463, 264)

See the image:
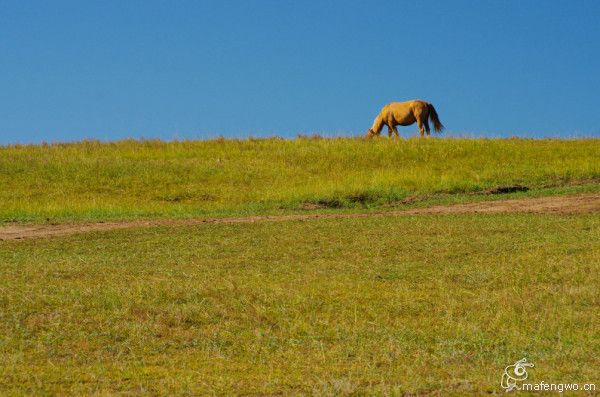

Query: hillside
(1, 137), (599, 222)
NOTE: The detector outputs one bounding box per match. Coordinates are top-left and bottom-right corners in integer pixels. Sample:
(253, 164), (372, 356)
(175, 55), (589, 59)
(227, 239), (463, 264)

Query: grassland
(1, 137), (599, 222)
(1, 137), (599, 395)
(1, 214), (599, 395)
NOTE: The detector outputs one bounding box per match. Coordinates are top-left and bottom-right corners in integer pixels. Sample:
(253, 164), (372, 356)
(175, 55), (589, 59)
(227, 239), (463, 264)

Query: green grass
(1, 136), (599, 394)
(1, 137), (599, 222)
(1, 213), (598, 395)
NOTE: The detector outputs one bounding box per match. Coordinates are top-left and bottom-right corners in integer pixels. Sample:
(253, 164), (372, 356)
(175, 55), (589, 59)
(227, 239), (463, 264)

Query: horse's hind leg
(416, 118), (425, 137)
(424, 119), (431, 136)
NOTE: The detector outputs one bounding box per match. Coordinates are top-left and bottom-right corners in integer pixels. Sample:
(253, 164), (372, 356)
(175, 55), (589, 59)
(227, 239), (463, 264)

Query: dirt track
(1, 193), (599, 241)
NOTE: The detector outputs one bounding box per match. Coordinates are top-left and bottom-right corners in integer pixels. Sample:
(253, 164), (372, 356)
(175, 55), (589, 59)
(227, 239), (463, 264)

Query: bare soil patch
(1, 193), (599, 241)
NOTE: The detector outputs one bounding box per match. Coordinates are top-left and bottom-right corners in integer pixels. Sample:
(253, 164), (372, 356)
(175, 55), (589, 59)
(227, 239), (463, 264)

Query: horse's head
(365, 128), (377, 139)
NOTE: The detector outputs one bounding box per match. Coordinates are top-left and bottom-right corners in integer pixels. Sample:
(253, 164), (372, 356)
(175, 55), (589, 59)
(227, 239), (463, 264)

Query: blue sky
(1, 0), (599, 144)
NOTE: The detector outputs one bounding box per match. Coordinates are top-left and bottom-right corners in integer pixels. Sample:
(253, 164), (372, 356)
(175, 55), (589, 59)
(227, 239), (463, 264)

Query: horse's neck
(371, 114), (385, 134)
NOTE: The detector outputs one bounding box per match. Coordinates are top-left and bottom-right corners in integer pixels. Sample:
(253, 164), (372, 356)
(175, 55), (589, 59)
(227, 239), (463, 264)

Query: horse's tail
(428, 103), (444, 133)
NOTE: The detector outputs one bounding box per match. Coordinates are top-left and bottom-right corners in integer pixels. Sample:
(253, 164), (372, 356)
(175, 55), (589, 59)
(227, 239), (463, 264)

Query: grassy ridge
(1, 214), (598, 394)
(1, 137), (599, 221)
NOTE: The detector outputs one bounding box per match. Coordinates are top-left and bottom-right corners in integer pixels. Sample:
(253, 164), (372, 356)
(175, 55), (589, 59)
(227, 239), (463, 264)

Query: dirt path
(1, 193), (599, 241)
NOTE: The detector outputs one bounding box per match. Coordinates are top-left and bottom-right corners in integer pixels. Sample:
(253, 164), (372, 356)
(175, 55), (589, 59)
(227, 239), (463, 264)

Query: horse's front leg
(387, 125), (393, 138)
(392, 126), (400, 139)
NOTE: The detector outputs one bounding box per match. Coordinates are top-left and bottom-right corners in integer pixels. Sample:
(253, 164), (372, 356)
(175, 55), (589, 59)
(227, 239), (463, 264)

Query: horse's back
(384, 100), (429, 114)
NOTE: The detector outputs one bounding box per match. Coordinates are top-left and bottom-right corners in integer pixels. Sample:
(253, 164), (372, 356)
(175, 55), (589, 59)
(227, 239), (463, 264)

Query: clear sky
(1, 0), (599, 144)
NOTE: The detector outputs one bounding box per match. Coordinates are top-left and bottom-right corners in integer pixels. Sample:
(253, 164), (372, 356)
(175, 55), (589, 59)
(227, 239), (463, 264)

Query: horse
(366, 100), (444, 139)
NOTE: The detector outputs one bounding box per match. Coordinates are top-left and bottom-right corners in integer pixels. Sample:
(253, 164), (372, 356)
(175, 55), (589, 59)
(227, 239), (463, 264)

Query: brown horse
(366, 100), (444, 139)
